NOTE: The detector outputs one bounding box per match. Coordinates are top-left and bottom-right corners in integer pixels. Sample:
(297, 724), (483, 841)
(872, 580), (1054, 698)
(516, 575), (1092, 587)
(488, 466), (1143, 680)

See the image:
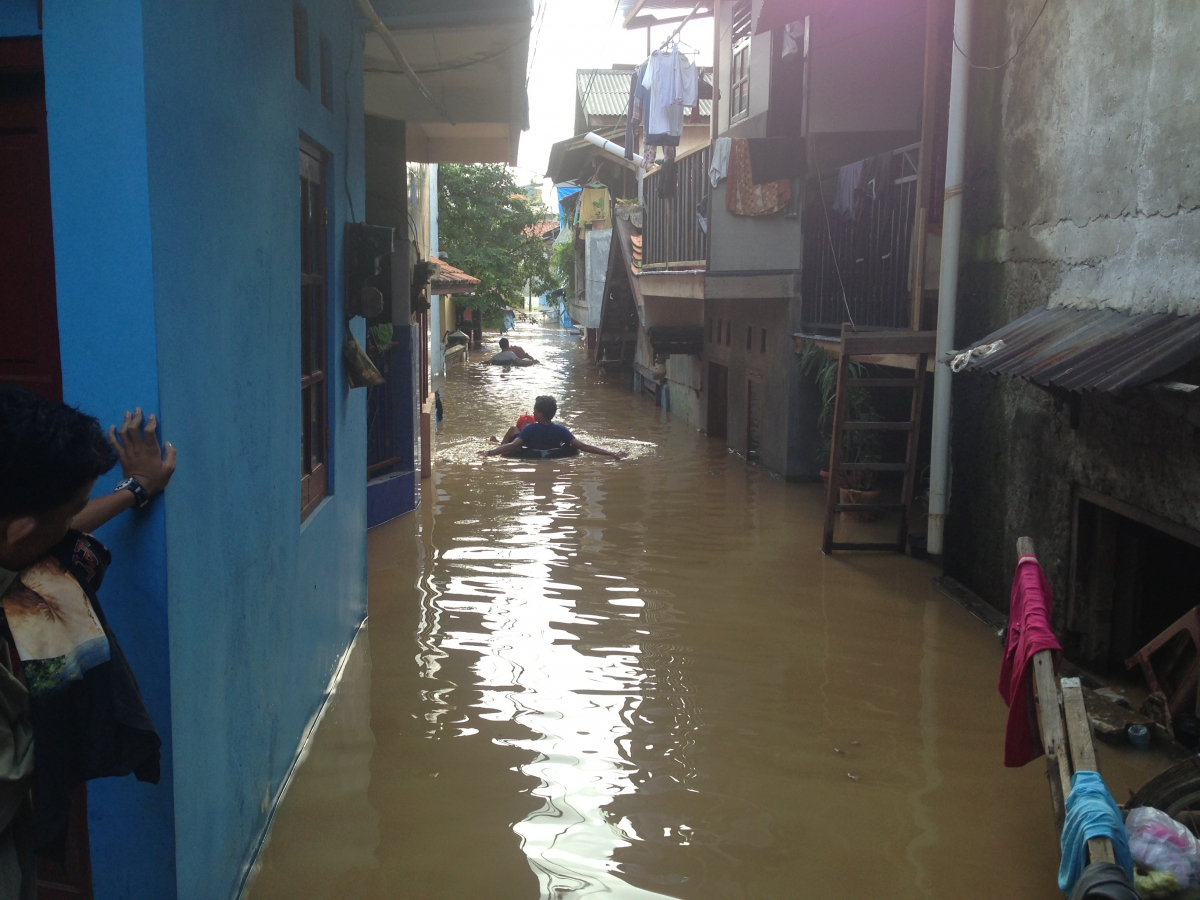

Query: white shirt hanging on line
(641, 48), (699, 138)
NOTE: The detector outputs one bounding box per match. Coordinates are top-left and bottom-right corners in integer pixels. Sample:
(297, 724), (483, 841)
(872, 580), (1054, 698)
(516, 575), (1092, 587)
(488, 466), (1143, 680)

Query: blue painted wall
(42, 2), (177, 896)
(41, 1), (369, 897)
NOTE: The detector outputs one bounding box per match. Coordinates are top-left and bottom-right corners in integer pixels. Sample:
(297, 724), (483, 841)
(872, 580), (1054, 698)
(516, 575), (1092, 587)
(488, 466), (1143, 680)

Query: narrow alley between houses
(245, 323), (1125, 899)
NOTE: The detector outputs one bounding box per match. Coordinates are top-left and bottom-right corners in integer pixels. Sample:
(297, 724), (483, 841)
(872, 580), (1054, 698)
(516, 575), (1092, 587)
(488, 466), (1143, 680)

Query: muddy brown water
(245, 323), (1155, 899)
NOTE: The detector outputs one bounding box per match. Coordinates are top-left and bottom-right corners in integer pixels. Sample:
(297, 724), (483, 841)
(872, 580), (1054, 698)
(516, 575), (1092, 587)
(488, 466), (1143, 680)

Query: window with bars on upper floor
(729, 0), (752, 124)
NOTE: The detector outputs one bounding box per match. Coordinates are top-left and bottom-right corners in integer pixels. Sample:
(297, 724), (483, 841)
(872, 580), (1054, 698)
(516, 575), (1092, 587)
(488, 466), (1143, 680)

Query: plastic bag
(1126, 807), (1200, 889)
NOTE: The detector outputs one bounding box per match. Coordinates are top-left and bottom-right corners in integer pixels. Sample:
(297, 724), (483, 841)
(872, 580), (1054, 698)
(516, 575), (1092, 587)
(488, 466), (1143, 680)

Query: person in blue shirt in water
(482, 395), (626, 460)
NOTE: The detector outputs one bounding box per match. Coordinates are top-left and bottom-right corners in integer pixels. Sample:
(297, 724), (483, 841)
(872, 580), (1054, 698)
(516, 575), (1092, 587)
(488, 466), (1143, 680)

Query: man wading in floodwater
(481, 395), (627, 460)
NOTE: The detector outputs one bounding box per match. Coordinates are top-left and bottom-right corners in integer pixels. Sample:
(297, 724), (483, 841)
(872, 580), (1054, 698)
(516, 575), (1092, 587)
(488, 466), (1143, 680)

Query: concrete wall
(39, 0), (369, 896)
(946, 0), (1200, 612)
(701, 298), (797, 476)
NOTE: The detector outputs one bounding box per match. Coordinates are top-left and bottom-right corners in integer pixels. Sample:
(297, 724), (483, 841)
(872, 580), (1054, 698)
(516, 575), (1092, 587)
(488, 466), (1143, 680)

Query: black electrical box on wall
(345, 222), (394, 319)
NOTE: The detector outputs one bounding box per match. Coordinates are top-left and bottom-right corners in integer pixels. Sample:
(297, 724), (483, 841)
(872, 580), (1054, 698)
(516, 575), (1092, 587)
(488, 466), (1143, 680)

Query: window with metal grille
(729, 0), (752, 123)
(300, 142), (329, 520)
(761, 328), (767, 353)
(746, 325), (753, 351)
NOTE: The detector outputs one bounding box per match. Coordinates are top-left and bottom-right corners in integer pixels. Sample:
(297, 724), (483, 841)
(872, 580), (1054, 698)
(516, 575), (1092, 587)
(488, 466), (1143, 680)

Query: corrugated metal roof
(948, 305), (1200, 394)
(578, 69), (636, 119)
(576, 68), (712, 121)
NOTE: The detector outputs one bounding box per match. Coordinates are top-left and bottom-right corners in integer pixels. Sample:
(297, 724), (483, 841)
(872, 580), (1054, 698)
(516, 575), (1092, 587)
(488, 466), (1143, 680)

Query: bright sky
(514, 0), (714, 201)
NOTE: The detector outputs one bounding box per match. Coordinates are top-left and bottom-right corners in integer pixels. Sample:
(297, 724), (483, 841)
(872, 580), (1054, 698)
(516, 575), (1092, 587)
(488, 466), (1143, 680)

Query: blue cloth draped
(1058, 770), (1134, 895)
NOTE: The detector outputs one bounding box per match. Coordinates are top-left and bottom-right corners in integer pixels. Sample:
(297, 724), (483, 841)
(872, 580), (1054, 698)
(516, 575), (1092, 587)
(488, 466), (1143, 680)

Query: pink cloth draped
(998, 555), (1062, 767)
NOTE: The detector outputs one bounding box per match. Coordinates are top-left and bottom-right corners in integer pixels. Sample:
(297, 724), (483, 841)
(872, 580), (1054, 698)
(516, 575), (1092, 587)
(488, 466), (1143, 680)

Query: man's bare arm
(72, 408), (177, 532)
(482, 437), (525, 457)
(571, 438), (627, 460)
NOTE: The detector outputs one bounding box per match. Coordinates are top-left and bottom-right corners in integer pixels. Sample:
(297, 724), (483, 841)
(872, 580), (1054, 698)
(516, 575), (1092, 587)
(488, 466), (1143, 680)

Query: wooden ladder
(822, 325), (937, 554)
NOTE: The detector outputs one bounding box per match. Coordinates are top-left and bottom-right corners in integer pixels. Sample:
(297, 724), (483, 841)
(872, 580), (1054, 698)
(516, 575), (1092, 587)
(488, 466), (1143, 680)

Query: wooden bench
(1021, 536), (1116, 866)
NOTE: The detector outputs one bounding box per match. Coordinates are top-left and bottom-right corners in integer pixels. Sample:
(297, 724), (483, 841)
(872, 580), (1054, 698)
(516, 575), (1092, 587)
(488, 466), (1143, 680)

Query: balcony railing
(801, 142), (920, 329)
(643, 142), (711, 269)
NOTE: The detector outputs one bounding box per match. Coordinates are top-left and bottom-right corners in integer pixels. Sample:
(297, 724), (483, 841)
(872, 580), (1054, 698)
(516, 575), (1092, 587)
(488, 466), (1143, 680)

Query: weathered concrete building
(946, 0), (1200, 672)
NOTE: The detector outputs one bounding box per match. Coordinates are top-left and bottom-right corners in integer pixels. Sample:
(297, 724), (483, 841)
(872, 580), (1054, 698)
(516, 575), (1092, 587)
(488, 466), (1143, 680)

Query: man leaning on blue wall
(0, 386), (176, 897)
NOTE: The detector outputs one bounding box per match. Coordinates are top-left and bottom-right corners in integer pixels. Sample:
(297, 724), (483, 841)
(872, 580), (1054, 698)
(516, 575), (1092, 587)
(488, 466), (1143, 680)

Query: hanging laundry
(858, 151), (894, 210)
(697, 193), (709, 234)
(998, 553), (1062, 767)
(624, 62), (649, 161)
(832, 159), (864, 216)
(578, 186), (610, 232)
(725, 138), (790, 216)
(747, 137), (807, 184)
(641, 47), (699, 146)
(1057, 771), (1134, 895)
(709, 136), (732, 186)
(656, 157), (677, 200)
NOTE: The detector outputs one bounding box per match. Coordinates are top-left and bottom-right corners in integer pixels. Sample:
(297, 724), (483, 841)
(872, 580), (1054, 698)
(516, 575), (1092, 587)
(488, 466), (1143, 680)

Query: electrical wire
(356, 0), (457, 124)
(953, 0), (1052, 71)
(525, 0), (548, 89)
(365, 33), (530, 76)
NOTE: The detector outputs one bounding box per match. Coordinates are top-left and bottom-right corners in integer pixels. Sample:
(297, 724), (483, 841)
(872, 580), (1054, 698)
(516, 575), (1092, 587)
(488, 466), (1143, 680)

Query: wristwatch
(114, 477), (151, 509)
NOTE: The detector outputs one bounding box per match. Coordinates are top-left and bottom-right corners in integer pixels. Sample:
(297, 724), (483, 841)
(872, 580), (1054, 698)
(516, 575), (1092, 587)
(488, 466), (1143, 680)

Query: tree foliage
(438, 164), (557, 321)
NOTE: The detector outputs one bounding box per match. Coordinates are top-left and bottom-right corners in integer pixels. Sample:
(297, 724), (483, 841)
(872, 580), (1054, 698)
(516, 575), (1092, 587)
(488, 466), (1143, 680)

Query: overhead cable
(355, 0), (457, 124)
(953, 0), (1052, 70)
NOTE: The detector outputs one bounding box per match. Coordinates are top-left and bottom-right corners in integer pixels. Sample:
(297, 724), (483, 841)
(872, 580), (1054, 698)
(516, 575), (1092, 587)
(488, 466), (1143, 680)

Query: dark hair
(533, 395), (557, 420)
(0, 386), (117, 517)
(499, 337), (509, 350)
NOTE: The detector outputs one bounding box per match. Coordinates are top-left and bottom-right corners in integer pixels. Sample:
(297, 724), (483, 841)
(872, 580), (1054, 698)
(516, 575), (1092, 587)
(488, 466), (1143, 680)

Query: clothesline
(634, 0), (706, 67)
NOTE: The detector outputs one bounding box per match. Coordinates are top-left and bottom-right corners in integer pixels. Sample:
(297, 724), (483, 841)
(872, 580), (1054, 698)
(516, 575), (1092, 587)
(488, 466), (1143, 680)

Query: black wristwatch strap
(115, 477), (151, 509)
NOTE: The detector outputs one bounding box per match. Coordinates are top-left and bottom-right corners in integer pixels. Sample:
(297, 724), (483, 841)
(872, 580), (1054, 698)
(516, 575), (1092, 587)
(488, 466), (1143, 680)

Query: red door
(0, 37), (62, 401)
(1, 39), (93, 900)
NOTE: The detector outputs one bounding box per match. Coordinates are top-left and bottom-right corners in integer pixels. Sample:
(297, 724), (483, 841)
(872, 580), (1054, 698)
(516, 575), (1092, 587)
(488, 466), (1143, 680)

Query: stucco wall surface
(975, 0), (1200, 316)
(947, 0), (1200, 611)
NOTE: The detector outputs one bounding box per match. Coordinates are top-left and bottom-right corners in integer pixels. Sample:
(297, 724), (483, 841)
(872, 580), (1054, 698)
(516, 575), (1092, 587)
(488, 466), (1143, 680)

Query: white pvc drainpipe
(926, 0), (972, 559)
(584, 132), (646, 169)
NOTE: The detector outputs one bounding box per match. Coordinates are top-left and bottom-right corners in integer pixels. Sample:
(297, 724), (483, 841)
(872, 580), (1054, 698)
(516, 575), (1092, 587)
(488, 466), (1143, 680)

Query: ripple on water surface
(245, 324), (1068, 900)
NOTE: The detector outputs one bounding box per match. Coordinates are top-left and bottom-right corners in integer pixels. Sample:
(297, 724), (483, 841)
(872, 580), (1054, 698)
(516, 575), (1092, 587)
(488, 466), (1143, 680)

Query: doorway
(1069, 487), (1200, 674)
(707, 362), (728, 439)
(0, 37), (62, 400)
(746, 375), (764, 462)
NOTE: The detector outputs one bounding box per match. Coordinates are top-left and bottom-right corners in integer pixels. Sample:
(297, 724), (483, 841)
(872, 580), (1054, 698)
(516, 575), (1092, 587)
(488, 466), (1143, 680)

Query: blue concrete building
(0, 0), (529, 897)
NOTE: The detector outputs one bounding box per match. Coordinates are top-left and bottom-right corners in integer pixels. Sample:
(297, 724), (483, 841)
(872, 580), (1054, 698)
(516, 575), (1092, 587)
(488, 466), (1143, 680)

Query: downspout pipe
(584, 132), (646, 169)
(430, 164), (443, 381)
(926, 0), (972, 559)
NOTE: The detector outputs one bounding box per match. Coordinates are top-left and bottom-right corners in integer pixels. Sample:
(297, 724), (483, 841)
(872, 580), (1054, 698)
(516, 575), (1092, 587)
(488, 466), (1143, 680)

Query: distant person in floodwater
(482, 395), (627, 460)
(499, 337), (535, 362)
(487, 337), (537, 366)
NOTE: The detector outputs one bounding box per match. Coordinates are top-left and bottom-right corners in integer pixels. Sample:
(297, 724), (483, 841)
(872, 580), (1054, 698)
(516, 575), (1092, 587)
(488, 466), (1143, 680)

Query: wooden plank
(822, 351), (853, 554)
(1062, 679), (1097, 771)
(828, 541), (908, 552)
(843, 421), (916, 431)
(1062, 676), (1117, 866)
(898, 352), (929, 548)
(1032, 652), (1066, 760)
(841, 329), (937, 356)
(847, 377), (918, 388)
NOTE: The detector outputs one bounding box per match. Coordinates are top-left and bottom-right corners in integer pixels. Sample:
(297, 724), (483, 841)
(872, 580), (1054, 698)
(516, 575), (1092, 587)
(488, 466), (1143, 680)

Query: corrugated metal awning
(946, 305), (1200, 395)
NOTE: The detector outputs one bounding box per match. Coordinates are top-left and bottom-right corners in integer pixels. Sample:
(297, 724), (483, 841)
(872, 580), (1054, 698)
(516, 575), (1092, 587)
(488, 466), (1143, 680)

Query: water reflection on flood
(245, 324), (1071, 900)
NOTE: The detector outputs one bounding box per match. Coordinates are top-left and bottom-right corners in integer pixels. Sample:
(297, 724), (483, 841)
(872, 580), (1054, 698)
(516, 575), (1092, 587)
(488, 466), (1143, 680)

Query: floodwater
(246, 323), (1116, 899)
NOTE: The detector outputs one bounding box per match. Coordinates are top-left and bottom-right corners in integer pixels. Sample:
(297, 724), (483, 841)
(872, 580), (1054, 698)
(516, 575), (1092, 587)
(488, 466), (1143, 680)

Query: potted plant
(798, 342), (884, 521)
